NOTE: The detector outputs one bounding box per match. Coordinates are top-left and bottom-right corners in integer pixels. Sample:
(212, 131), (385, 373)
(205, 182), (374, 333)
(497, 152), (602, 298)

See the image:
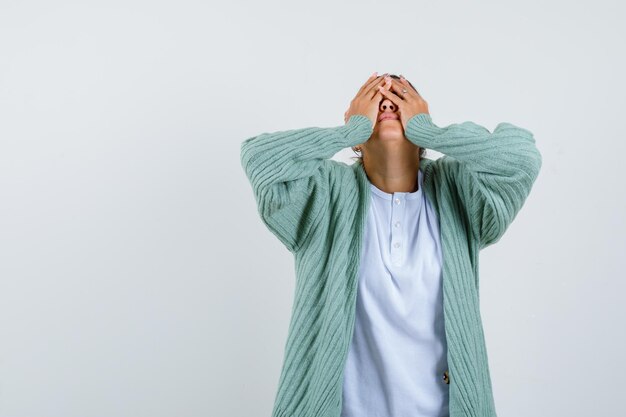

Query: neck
(362, 152), (421, 194)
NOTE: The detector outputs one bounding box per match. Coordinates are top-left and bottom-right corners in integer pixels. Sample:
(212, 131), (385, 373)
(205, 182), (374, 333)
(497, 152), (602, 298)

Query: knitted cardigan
(240, 113), (542, 417)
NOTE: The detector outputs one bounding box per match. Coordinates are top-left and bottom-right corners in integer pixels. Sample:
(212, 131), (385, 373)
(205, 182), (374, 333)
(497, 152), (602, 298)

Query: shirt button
(393, 242), (401, 248)
(394, 198), (401, 204)
(394, 221), (400, 228)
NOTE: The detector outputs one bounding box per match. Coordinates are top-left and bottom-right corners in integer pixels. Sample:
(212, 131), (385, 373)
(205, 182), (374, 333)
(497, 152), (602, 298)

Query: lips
(378, 114), (399, 122)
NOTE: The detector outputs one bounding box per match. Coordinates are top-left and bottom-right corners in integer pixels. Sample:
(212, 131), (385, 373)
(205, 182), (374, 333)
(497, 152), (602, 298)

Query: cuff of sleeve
(405, 113), (441, 146)
(340, 115), (373, 147)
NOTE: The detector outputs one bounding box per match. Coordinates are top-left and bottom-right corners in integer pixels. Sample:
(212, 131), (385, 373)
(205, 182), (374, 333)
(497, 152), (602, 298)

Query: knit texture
(240, 113), (542, 417)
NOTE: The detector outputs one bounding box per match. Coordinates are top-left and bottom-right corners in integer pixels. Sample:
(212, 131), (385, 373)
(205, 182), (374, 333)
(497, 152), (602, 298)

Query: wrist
(342, 115), (373, 147)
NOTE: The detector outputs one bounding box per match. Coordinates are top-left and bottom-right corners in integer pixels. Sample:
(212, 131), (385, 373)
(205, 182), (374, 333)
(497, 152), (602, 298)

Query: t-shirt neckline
(369, 169), (423, 201)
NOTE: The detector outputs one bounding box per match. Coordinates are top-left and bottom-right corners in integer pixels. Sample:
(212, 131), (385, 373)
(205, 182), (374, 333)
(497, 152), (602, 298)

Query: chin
(376, 123), (404, 140)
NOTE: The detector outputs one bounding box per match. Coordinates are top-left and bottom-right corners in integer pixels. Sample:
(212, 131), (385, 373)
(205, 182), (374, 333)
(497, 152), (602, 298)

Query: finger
(399, 76), (421, 97)
(362, 76), (386, 98)
(378, 85), (402, 107)
(385, 78), (414, 101)
(357, 72), (381, 96)
(365, 77), (389, 99)
(374, 89), (385, 105)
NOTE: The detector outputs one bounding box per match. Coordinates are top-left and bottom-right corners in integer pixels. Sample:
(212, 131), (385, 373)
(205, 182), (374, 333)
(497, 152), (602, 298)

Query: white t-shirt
(341, 168), (450, 417)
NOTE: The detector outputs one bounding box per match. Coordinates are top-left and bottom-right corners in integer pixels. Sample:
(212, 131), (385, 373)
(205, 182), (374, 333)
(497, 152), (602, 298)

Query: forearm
(405, 113), (542, 177)
(240, 114), (372, 192)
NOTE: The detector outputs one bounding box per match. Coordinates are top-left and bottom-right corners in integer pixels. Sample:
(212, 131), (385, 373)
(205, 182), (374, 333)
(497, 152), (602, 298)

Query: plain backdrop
(1, 0), (624, 416)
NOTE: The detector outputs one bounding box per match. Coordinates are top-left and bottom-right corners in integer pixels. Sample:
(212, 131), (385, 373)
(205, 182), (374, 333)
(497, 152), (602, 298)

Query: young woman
(240, 72), (542, 417)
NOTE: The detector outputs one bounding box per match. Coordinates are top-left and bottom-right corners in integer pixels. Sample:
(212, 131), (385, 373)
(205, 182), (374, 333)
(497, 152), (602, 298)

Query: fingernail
(372, 71), (378, 77)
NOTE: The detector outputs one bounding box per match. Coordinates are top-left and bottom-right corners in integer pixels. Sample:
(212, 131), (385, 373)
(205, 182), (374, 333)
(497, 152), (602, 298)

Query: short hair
(350, 73), (427, 163)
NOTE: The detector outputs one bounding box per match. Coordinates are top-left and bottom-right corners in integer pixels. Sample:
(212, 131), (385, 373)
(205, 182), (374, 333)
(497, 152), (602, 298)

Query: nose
(379, 98), (397, 113)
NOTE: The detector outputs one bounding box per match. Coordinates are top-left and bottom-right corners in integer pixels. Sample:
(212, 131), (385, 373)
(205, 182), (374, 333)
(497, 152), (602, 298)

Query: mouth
(378, 114), (399, 122)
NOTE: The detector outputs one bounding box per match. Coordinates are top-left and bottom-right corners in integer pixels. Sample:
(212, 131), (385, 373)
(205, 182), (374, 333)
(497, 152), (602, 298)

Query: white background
(1, 0), (624, 416)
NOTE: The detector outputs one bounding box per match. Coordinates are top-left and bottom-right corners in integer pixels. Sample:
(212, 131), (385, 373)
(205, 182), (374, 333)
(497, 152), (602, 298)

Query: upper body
(240, 73), (542, 417)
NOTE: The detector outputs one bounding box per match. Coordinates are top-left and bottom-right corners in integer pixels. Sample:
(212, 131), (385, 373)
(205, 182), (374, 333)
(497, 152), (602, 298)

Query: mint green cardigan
(240, 113), (542, 417)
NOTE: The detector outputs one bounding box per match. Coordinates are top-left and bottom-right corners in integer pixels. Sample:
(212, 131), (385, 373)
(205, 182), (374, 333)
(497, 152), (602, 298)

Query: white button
(393, 242), (401, 248)
(394, 198), (401, 204)
(394, 221), (400, 228)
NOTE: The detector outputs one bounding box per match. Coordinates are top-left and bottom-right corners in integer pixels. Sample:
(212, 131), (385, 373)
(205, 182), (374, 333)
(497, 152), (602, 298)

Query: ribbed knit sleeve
(405, 113), (543, 250)
(240, 114), (373, 253)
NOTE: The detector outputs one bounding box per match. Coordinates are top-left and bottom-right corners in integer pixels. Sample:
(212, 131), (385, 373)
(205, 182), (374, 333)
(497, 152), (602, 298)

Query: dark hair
(350, 73), (427, 163)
